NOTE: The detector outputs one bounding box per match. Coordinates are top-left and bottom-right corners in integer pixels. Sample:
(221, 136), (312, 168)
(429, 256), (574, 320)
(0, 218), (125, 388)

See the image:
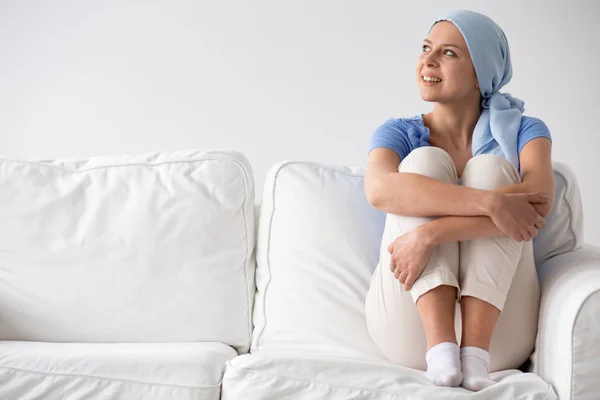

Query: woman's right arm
(364, 148), (496, 217)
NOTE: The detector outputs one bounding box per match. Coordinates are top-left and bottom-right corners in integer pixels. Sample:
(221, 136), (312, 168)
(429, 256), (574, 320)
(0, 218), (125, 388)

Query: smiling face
(416, 21), (480, 104)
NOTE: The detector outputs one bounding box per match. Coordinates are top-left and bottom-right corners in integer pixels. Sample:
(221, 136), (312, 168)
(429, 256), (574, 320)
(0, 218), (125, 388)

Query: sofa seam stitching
(0, 154), (237, 173)
(0, 364), (221, 389)
(227, 365), (427, 399)
(570, 287), (600, 399)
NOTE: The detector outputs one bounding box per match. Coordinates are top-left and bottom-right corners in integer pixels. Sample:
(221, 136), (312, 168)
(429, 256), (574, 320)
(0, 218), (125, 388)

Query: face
(416, 21), (480, 104)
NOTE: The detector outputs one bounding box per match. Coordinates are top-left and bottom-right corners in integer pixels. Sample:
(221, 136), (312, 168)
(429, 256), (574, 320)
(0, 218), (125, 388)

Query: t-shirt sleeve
(367, 118), (411, 161)
(517, 117), (552, 154)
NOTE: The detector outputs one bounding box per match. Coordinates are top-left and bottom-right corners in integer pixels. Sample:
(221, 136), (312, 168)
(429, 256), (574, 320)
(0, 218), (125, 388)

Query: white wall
(1, 0), (599, 245)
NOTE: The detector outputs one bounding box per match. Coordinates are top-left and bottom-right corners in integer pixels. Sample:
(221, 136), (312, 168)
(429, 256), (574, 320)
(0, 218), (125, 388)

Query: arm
(365, 148), (496, 217)
(364, 120), (494, 218)
(494, 137), (555, 218)
(419, 138), (554, 246)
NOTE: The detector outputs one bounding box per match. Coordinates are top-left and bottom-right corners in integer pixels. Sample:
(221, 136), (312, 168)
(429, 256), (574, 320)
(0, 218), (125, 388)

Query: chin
(418, 92), (439, 102)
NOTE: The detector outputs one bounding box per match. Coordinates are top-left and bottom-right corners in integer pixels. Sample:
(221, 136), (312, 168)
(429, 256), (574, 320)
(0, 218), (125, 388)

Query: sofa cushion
(0, 341), (236, 400)
(221, 352), (557, 399)
(252, 161), (387, 359)
(0, 150), (256, 353)
(532, 161), (584, 264)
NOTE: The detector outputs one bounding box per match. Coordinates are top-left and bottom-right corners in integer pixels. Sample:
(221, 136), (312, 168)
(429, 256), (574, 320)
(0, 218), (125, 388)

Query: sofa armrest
(530, 244), (600, 400)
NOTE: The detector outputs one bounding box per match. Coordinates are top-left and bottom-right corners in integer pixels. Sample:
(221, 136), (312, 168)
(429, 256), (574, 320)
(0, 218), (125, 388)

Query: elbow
(364, 175), (383, 208)
(364, 184), (381, 208)
(541, 204), (554, 219)
(539, 199), (555, 219)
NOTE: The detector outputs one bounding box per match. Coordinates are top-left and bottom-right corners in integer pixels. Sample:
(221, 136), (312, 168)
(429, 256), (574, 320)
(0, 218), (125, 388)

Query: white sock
(425, 342), (463, 387)
(460, 346), (497, 391)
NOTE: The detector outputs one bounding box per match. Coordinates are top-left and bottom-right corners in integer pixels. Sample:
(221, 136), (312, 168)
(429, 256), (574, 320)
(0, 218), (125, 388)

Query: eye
(422, 45), (456, 57)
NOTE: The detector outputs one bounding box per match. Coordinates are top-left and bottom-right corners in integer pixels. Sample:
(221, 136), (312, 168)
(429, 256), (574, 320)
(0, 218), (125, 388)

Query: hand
(387, 226), (434, 291)
(487, 192), (548, 242)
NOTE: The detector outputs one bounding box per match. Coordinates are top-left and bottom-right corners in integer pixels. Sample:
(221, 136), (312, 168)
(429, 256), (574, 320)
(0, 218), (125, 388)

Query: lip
(421, 78), (442, 86)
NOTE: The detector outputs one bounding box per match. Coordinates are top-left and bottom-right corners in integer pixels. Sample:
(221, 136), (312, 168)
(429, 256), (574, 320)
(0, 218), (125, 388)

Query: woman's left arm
(493, 137), (555, 218)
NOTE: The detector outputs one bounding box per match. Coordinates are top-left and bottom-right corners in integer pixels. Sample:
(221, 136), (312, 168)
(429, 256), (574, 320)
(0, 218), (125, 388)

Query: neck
(426, 99), (482, 149)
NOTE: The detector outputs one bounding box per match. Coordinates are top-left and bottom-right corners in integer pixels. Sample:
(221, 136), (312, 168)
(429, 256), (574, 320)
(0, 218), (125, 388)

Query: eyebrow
(423, 39), (462, 50)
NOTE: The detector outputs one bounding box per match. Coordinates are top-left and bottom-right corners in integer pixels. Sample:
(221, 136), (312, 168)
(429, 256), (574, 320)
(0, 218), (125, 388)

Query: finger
(398, 270), (408, 284)
(534, 219), (545, 229)
(390, 259), (395, 272)
(527, 226), (538, 239)
(387, 242), (394, 254)
(394, 267), (401, 279)
(521, 231), (532, 242)
(404, 274), (415, 291)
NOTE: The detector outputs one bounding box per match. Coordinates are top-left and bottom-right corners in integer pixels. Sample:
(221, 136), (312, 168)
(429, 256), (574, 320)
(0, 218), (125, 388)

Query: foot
(425, 342), (463, 387)
(460, 346), (496, 391)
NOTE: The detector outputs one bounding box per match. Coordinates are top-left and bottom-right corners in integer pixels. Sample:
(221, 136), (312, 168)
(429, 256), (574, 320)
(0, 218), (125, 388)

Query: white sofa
(0, 149), (597, 399)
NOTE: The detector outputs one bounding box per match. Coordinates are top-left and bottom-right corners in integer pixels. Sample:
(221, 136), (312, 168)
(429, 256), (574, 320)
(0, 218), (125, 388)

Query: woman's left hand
(387, 226), (434, 291)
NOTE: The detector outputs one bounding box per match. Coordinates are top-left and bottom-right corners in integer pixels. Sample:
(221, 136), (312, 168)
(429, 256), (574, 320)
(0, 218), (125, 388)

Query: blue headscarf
(427, 9), (524, 170)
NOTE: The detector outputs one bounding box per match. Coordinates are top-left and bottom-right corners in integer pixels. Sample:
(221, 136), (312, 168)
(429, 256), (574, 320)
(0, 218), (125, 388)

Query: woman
(363, 10), (555, 392)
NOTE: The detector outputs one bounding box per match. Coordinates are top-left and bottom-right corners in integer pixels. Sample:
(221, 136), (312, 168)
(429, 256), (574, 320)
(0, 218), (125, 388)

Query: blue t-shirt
(367, 114), (552, 174)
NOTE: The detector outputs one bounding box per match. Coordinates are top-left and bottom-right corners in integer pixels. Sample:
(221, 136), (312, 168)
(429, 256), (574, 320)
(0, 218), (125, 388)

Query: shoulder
(374, 117), (405, 132)
(373, 115), (427, 136)
(519, 115), (551, 135)
(517, 115), (552, 153)
(368, 115), (429, 160)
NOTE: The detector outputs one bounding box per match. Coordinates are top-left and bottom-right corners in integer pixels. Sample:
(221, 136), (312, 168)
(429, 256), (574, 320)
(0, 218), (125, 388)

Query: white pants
(364, 147), (540, 372)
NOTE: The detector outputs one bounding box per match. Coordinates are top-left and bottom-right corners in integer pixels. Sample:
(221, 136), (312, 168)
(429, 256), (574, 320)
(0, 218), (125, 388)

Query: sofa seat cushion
(0, 341), (237, 400)
(222, 352), (557, 400)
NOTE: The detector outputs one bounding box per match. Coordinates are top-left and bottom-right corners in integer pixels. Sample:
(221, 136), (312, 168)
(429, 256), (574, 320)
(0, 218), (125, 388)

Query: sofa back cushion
(0, 150), (255, 353)
(533, 161), (584, 264)
(252, 161), (387, 360)
(251, 160), (582, 358)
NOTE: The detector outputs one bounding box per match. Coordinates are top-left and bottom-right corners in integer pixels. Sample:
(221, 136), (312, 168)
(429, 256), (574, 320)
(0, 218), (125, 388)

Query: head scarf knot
(428, 9), (524, 169)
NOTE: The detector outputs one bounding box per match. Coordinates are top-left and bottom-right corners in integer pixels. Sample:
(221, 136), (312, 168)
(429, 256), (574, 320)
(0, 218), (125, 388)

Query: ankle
(427, 338), (458, 352)
(460, 341), (489, 351)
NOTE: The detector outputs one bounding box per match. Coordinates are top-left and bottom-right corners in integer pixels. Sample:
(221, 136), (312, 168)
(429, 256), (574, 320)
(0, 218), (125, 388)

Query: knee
(398, 147), (457, 184)
(461, 154), (521, 190)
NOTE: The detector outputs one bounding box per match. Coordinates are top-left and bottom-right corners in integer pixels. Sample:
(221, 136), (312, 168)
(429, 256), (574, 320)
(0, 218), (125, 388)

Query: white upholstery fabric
(532, 162), (584, 264)
(222, 352), (556, 399)
(0, 341), (237, 400)
(0, 150), (256, 353)
(531, 244), (600, 400)
(251, 161), (387, 360)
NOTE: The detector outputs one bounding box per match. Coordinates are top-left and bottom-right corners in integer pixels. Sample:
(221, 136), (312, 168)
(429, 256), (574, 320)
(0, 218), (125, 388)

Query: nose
(422, 51), (438, 67)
